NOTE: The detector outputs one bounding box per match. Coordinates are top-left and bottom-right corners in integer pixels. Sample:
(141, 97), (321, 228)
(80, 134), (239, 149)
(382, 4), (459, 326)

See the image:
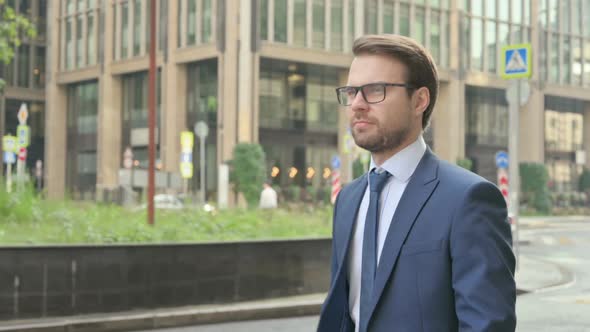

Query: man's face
(346, 54), (423, 155)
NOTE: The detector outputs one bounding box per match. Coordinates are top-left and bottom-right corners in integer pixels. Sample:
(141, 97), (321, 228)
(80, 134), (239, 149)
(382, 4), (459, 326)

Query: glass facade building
(29, 0), (590, 202)
(0, 0), (47, 178)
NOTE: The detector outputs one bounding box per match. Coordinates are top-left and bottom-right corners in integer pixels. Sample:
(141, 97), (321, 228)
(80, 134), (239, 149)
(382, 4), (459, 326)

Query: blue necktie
(359, 170), (391, 332)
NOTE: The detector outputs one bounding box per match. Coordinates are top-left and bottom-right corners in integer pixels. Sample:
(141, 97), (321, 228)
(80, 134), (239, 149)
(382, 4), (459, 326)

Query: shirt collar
(369, 135), (427, 183)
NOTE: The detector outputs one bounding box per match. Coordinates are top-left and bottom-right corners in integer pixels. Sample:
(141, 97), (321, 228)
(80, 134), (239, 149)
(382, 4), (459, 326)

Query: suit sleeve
(450, 181), (516, 332)
(330, 189), (342, 285)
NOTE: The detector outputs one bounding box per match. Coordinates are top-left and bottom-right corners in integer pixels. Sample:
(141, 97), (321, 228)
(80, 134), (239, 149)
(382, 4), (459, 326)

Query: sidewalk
(0, 254), (570, 332)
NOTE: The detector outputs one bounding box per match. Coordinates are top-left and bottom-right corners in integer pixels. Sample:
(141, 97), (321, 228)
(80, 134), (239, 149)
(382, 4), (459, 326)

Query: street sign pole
(508, 80), (521, 270)
(200, 137), (206, 204)
(194, 121), (209, 205)
(6, 162), (12, 193)
(502, 43), (532, 271)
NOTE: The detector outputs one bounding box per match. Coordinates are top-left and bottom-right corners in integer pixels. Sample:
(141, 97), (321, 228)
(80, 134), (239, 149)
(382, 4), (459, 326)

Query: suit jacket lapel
(367, 149), (440, 322)
(336, 175), (368, 271)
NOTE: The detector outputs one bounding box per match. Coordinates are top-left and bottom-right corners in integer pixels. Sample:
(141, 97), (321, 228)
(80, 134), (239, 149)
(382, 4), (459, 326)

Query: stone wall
(0, 239), (331, 320)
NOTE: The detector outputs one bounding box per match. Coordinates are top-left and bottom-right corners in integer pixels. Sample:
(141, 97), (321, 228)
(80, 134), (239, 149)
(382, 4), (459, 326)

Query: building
(5, 0), (590, 201)
(0, 0), (47, 179)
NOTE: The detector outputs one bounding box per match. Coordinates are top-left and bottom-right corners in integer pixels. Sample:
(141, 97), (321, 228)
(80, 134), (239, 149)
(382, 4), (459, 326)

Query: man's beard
(352, 123), (411, 154)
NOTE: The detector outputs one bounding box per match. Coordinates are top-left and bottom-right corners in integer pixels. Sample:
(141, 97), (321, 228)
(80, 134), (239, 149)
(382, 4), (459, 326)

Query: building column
(584, 103), (590, 170)
(162, 0), (186, 174)
(432, 0), (465, 163)
(519, 89), (544, 163)
(338, 70), (355, 184)
(45, 1), (67, 199)
(237, 0), (257, 143)
(432, 80), (465, 163)
(519, 0), (544, 164)
(218, 1), (239, 165)
(96, 1), (122, 195)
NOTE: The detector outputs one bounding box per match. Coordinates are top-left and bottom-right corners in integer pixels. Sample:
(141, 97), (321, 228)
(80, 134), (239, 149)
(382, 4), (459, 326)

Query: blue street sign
(3, 151), (16, 164)
(501, 44), (532, 79)
(495, 151), (509, 169)
(180, 152), (192, 163)
(331, 155), (341, 169)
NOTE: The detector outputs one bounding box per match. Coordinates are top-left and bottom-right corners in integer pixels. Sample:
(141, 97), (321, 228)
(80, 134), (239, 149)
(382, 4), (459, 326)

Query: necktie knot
(369, 170), (391, 193)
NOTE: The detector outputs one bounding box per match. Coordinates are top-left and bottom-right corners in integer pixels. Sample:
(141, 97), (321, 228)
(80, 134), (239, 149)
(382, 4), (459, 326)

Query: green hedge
(519, 162), (551, 214)
(229, 143), (267, 208)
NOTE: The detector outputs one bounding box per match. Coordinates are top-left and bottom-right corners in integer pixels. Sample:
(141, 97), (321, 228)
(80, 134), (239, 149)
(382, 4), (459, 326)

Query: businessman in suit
(317, 34), (516, 332)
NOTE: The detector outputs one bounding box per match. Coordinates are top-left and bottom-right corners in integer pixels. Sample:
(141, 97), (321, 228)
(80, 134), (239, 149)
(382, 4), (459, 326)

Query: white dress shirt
(347, 136), (427, 331)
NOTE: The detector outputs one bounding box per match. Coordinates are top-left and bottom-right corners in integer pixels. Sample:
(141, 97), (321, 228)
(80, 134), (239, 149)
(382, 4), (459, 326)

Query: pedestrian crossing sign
(501, 44), (532, 79)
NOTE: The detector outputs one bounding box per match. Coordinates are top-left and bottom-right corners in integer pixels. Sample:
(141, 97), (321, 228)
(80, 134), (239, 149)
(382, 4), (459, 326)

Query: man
(317, 35), (516, 332)
(259, 181), (278, 209)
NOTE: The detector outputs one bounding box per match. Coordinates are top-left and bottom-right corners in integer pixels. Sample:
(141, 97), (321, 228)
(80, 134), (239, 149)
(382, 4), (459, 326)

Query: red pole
(147, 0), (156, 225)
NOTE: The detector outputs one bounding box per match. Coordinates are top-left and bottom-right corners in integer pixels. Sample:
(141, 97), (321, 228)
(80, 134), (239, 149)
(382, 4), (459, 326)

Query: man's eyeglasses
(335, 83), (414, 106)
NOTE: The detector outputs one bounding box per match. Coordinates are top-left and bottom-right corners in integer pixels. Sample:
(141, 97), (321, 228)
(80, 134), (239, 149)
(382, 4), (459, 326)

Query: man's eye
(365, 86), (382, 94)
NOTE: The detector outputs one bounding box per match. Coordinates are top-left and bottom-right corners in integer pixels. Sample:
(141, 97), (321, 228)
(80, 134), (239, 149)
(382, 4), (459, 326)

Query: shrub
(229, 143), (267, 208)
(519, 162), (551, 214)
(353, 158), (366, 179)
(456, 158), (473, 171)
(579, 168), (590, 193)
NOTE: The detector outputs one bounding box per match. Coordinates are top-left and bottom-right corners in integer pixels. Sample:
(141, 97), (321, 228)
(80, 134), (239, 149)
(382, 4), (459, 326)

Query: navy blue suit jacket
(317, 149), (516, 332)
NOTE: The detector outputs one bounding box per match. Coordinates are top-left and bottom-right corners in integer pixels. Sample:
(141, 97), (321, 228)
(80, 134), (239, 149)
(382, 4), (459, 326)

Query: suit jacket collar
(369, 135), (427, 183)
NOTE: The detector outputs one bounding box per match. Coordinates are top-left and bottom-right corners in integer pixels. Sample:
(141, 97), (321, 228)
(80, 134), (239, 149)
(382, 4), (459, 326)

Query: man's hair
(352, 34), (439, 130)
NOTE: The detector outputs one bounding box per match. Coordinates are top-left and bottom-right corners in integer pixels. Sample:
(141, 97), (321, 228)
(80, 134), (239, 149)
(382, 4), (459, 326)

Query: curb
(0, 298), (324, 332)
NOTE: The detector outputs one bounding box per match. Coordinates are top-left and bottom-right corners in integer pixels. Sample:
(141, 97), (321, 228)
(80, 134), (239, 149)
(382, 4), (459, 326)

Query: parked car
(140, 194), (184, 210)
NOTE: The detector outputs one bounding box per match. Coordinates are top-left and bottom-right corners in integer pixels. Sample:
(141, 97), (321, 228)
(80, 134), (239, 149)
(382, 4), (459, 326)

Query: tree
(0, 0), (37, 91)
(229, 143), (267, 208)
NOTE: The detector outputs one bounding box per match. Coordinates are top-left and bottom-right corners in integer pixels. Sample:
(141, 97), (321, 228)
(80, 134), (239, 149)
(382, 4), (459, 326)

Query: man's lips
(352, 120), (374, 128)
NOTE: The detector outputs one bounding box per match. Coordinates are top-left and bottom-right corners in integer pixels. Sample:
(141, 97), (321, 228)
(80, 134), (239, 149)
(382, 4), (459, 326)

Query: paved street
(143, 315), (319, 332)
(516, 218), (590, 331)
(144, 217), (590, 332)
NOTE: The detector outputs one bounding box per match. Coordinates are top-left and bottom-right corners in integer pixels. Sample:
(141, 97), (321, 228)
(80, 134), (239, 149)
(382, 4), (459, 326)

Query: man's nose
(350, 91), (369, 112)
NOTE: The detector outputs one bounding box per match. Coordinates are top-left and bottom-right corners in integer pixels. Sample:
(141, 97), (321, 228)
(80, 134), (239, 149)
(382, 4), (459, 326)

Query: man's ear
(413, 87), (430, 115)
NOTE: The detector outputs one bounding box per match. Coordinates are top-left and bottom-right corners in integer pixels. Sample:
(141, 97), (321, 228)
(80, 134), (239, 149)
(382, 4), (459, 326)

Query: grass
(0, 185), (333, 245)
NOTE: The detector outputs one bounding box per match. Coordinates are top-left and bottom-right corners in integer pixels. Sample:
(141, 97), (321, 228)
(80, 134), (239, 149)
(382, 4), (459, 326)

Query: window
(383, 0), (394, 34)
(202, 0), (212, 43)
(34, 47), (45, 88)
(293, 0), (306, 46)
(87, 12), (95, 64)
(274, 0), (287, 42)
(133, 0), (142, 55)
(260, 0), (268, 40)
(486, 21), (496, 73)
(312, 0), (325, 48)
(76, 16), (84, 67)
(470, 18), (483, 70)
(414, 7), (426, 45)
(399, 4), (410, 36)
(17, 45), (30, 87)
(187, 59), (218, 125)
(121, 2), (129, 58)
(331, 0), (343, 51)
(187, 0), (197, 45)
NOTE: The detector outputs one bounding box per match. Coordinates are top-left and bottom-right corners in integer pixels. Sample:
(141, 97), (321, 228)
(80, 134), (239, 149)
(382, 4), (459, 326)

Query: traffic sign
(17, 103), (29, 124)
(18, 147), (27, 161)
(331, 155), (341, 169)
(194, 121), (209, 139)
(501, 44), (532, 79)
(180, 131), (194, 152)
(3, 135), (17, 153)
(180, 152), (192, 163)
(17, 125), (30, 148)
(180, 162), (193, 179)
(495, 151), (508, 169)
(497, 168), (509, 204)
(3, 151), (15, 164)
